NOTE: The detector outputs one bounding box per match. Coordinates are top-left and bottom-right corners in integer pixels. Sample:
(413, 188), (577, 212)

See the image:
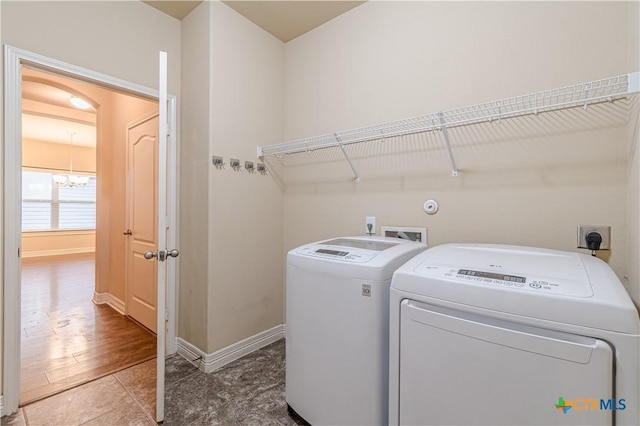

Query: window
(22, 170), (96, 231)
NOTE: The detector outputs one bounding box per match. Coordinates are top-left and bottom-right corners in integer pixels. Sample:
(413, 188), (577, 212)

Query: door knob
(123, 229), (132, 236)
(144, 249), (178, 261)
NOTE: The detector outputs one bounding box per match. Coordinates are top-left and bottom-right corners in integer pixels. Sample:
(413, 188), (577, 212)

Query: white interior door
(126, 113), (159, 333)
(125, 54), (170, 423)
(154, 50), (170, 423)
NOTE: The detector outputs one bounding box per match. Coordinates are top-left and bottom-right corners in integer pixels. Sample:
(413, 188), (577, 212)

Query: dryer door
(399, 300), (614, 425)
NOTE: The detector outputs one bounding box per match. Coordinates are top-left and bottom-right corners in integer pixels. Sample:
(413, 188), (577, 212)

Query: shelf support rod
(335, 133), (361, 183)
(629, 71), (640, 93)
(438, 113), (459, 177)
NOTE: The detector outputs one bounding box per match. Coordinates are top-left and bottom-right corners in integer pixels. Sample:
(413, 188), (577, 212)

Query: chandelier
(53, 132), (90, 187)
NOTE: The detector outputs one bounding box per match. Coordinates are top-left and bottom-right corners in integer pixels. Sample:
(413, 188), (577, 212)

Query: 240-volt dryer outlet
(577, 225), (611, 250)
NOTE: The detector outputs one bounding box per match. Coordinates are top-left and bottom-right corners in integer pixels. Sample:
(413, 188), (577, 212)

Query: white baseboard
(21, 247), (95, 258)
(176, 324), (285, 373)
(92, 291), (126, 315)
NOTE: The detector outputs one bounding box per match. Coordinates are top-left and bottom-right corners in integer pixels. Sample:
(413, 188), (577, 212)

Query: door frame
(2, 45), (179, 415)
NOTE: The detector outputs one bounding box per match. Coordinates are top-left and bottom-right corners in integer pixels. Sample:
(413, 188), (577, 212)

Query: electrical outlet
(577, 225), (611, 250)
(365, 216), (376, 235)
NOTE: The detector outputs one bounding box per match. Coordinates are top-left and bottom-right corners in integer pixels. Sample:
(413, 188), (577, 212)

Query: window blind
(22, 170), (96, 231)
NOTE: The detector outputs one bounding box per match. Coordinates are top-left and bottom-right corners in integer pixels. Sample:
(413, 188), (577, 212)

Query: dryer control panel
(408, 244), (596, 298)
(413, 264), (594, 298)
(295, 245), (377, 263)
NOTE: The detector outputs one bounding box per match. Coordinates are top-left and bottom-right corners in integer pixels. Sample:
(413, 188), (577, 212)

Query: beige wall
(21, 231), (95, 258)
(23, 138), (96, 173)
(208, 2), (284, 352)
(282, 2), (635, 281)
(1, 1), (180, 95)
(179, 1), (210, 350)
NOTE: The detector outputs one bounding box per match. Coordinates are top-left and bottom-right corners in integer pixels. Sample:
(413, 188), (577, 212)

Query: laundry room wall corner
(207, 2), (285, 353)
(179, 1), (285, 355)
(179, 0), (210, 351)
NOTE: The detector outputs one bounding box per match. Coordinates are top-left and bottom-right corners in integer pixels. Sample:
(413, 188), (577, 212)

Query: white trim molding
(92, 292), (126, 315)
(176, 324), (285, 373)
(1, 395), (4, 417)
(3, 44), (25, 416)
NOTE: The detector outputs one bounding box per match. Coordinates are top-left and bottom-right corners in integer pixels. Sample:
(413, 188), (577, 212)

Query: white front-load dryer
(286, 236), (426, 425)
(389, 244), (640, 426)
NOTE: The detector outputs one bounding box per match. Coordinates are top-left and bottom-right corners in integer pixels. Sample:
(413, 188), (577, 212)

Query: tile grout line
(113, 372), (157, 425)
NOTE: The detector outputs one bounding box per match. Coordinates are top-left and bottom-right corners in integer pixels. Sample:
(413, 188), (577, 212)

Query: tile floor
(2, 339), (305, 426)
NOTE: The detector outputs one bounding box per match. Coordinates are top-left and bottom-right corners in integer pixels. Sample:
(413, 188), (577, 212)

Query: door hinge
(165, 308), (169, 321)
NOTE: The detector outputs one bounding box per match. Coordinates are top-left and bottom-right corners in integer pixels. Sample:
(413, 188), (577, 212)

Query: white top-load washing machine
(389, 244), (640, 426)
(286, 236), (426, 425)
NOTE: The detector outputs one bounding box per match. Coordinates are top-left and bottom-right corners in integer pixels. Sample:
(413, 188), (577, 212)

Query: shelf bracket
(584, 89), (589, 110)
(438, 113), (459, 177)
(335, 133), (361, 183)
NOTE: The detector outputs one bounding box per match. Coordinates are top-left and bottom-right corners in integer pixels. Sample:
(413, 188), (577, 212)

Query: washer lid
(288, 236), (426, 280)
(320, 238), (398, 252)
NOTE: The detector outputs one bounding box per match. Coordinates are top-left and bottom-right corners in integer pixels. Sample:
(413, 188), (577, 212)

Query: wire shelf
(258, 72), (639, 163)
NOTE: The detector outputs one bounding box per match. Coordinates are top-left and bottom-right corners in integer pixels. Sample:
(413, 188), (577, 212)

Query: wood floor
(20, 253), (156, 406)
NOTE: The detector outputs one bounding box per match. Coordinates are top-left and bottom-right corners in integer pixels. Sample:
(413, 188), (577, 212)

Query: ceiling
(142, 0), (203, 21)
(143, 0), (365, 42)
(22, 68), (97, 148)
